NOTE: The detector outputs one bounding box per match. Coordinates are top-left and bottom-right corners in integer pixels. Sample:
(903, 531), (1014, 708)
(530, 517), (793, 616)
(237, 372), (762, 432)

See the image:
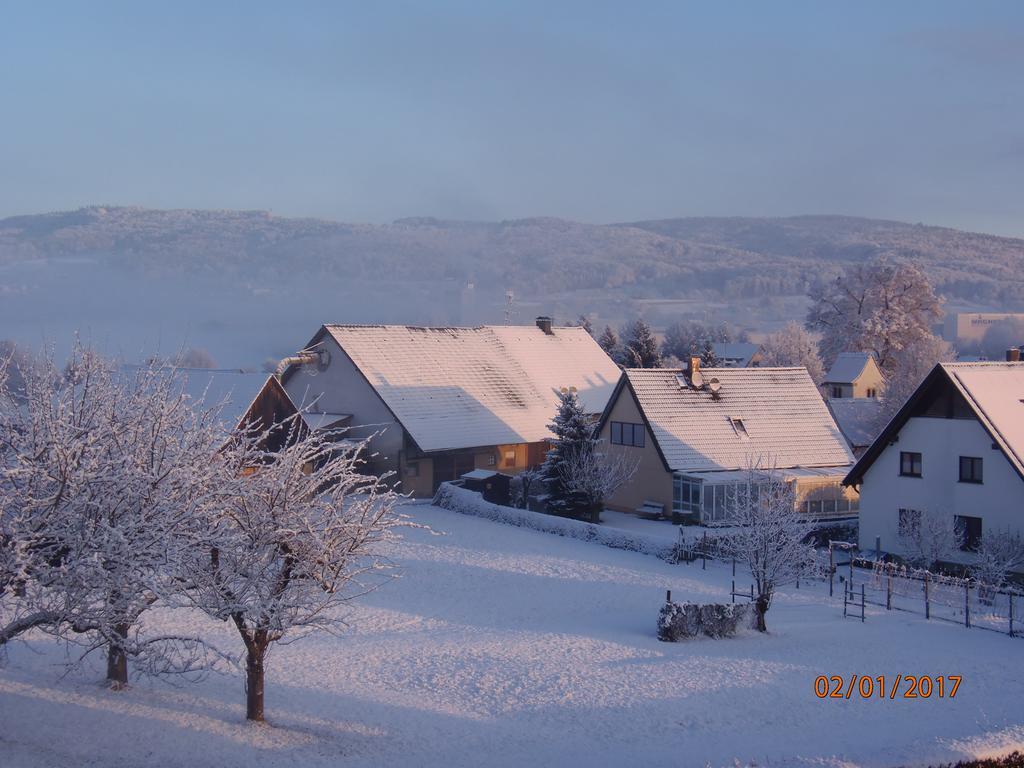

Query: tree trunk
(755, 596), (770, 632)
(245, 645), (266, 722)
(106, 623), (130, 688)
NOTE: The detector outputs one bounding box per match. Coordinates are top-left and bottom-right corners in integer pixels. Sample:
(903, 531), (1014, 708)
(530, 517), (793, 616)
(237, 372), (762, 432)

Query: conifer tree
(597, 325), (620, 361)
(621, 319), (661, 368)
(541, 389), (594, 517)
(700, 338), (720, 367)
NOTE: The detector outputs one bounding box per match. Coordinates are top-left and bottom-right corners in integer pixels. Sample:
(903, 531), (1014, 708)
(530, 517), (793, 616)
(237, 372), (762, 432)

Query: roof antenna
(504, 288), (515, 325)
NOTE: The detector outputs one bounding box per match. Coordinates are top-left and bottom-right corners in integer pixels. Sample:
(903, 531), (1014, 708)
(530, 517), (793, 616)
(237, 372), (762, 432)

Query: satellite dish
(690, 370), (704, 389)
(708, 377), (721, 394)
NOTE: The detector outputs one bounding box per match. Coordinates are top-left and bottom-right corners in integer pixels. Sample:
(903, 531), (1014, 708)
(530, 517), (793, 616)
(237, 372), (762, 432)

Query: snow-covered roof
(826, 398), (883, 449)
(824, 352), (878, 385)
(461, 469), (499, 480)
(619, 367), (854, 473)
(320, 324), (620, 452)
(711, 342), (761, 367)
(942, 362), (1024, 477)
(683, 466), (850, 485)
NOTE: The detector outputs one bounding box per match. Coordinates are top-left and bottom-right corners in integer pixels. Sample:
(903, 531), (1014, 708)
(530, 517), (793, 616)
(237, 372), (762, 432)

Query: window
(672, 475), (702, 517)
(831, 386), (843, 398)
(866, 388), (877, 398)
(898, 508), (922, 538)
(405, 461), (419, 478)
(729, 417), (749, 440)
(610, 421), (644, 447)
(955, 515), (982, 551)
(899, 451), (922, 477)
(959, 456), (983, 484)
(502, 449), (516, 469)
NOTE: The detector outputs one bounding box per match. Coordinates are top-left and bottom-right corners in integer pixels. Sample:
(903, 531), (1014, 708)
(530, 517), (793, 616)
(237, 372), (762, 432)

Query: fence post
(666, 590), (671, 604)
(702, 531), (707, 570)
(732, 557), (736, 578)
(829, 544), (835, 597)
(965, 582), (971, 629)
(861, 584), (865, 623)
(731, 580), (735, 604)
(887, 573), (892, 611)
(924, 572), (930, 620)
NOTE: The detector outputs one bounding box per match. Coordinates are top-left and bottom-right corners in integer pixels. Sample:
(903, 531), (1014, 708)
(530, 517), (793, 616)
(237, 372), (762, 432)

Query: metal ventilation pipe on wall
(275, 349), (324, 377)
(1007, 348), (1021, 362)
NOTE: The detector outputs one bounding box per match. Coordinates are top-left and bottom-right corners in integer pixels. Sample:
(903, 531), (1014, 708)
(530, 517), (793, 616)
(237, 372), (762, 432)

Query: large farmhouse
(278, 318), (620, 496)
(844, 361), (1024, 560)
(596, 360), (857, 523)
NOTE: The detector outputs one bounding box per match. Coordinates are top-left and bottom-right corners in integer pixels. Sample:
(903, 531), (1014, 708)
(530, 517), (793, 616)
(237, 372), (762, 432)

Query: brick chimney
(1007, 348), (1021, 362)
(688, 356), (701, 375)
(535, 316), (554, 335)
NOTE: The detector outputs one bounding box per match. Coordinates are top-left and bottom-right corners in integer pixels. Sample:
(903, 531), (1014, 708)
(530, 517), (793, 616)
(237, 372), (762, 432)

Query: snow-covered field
(1, 504), (1022, 767)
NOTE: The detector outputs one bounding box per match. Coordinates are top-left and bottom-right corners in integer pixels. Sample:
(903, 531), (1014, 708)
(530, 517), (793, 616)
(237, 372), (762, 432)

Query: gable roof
(604, 367), (853, 473)
(712, 342), (761, 367)
(824, 352), (880, 385)
(314, 324), (620, 452)
(845, 361), (1024, 485)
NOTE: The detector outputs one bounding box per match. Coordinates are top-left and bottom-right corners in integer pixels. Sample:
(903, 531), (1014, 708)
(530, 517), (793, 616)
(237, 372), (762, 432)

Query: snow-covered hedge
(657, 600), (756, 641)
(433, 483), (677, 561)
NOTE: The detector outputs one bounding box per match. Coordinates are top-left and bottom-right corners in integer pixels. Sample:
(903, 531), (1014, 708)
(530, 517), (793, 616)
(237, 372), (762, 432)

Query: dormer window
(729, 417), (749, 440)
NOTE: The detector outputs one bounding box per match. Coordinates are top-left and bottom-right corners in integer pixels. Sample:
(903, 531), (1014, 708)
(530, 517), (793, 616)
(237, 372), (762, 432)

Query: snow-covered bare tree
(719, 461), (815, 632)
(897, 508), (962, 570)
(806, 259), (944, 375)
(556, 441), (639, 523)
(191, 424), (405, 722)
(541, 389), (595, 517)
(873, 334), (954, 432)
(760, 321), (825, 383)
(970, 530), (1024, 600)
(597, 326), (620, 362)
(0, 344), (225, 685)
(621, 319), (661, 368)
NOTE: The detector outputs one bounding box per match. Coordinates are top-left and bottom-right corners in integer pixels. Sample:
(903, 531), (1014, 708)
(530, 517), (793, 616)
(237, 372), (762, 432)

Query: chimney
(688, 356), (701, 375)
(1007, 348), (1021, 362)
(535, 316), (554, 335)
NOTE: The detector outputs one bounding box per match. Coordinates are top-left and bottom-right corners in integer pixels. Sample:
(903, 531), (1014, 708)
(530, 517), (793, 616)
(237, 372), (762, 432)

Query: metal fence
(678, 536), (1021, 639)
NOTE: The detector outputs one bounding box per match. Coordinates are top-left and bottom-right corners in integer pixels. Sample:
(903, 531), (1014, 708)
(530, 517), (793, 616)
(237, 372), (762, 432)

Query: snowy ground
(1, 504), (1022, 768)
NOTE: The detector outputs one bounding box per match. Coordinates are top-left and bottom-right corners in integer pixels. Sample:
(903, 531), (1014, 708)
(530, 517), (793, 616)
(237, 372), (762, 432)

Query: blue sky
(2, 1), (1022, 235)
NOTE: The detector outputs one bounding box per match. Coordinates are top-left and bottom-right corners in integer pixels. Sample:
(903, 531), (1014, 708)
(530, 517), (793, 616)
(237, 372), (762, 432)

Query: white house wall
(857, 415), (1024, 556)
(283, 336), (404, 476)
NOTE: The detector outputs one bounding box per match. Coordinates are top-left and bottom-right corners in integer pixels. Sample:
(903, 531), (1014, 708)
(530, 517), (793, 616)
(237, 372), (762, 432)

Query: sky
(1, 1), (1023, 236)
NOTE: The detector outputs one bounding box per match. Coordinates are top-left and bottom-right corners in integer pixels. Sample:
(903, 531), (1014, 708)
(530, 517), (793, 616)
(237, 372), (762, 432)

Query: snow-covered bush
(657, 600), (755, 641)
(434, 483), (676, 561)
(897, 508), (962, 571)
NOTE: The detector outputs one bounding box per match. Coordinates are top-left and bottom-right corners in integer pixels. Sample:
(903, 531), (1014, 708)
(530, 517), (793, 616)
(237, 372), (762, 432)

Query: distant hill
(2, 206), (1021, 305)
(1, 206), (1021, 367)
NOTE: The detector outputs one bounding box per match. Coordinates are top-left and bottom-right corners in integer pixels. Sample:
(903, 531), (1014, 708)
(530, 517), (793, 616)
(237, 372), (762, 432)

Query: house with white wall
(278, 318), (620, 496)
(844, 361), (1024, 561)
(822, 352), (885, 399)
(596, 360), (857, 524)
